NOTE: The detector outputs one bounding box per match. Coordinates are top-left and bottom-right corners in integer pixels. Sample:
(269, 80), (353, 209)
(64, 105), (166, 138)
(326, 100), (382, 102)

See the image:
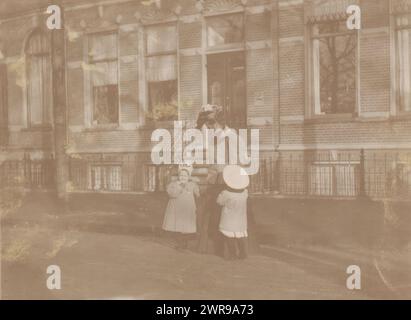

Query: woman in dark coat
(193, 105), (258, 258)
(193, 105), (235, 256)
(193, 105), (225, 256)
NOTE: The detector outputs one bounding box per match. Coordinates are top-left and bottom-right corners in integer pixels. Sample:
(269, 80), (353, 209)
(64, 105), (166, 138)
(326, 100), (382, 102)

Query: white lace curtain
(89, 33), (117, 61)
(146, 25), (177, 82)
(146, 55), (177, 82)
(306, 0), (359, 23)
(89, 33), (118, 86)
(26, 31), (52, 126)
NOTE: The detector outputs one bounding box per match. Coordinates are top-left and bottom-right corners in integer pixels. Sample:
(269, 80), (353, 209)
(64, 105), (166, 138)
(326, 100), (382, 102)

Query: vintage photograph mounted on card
(0, 0), (410, 300)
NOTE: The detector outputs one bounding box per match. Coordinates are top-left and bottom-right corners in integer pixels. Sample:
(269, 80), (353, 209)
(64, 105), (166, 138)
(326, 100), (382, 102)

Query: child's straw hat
(222, 165), (250, 190)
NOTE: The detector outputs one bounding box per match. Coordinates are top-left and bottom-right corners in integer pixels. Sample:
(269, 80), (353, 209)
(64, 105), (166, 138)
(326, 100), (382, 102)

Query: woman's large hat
(178, 164), (193, 176)
(196, 104), (225, 129)
(200, 104), (222, 113)
(222, 165), (250, 190)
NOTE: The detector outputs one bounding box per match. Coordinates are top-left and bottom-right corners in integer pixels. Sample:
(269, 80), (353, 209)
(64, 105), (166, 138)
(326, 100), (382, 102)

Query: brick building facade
(0, 0), (410, 199)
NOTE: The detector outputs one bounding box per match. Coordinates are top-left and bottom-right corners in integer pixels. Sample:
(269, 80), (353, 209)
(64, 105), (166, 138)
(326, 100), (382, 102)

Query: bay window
(310, 20), (357, 115)
(89, 32), (119, 125)
(146, 24), (178, 121)
(26, 30), (52, 126)
(206, 13), (244, 48)
(88, 164), (122, 191)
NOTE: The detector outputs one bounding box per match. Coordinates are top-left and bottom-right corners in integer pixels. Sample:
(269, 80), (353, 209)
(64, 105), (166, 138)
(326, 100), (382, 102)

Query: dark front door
(207, 52), (246, 129)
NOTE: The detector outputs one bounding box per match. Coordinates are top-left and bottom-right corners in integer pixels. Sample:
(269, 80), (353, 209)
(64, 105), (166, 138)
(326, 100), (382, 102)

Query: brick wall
(246, 47), (275, 146)
(278, 0), (411, 150)
(280, 119), (411, 146)
(3, 0), (410, 169)
(246, 5), (277, 148)
(279, 40), (305, 118)
(63, 0), (277, 153)
(119, 30), (139, 124)
(0, 13), (52, 154)
(68, 129), (154, 153)
(359, 0), (391, 115)
(360, 29), (390, 114)
(67, 67), (84, 126)
(178, 15), (202, 122)
(278, 0), (305, 122)
(179, 20), (202, 49)
(179, 54), (203, 121)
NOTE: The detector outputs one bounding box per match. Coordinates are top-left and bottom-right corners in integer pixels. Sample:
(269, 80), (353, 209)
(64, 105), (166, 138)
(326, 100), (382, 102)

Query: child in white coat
(217, 165), (250, 260)
(162, 167), (200, 250)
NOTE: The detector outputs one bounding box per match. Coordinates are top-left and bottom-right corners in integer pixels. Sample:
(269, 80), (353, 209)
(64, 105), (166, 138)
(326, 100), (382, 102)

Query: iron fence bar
(358, 149), (366, 198)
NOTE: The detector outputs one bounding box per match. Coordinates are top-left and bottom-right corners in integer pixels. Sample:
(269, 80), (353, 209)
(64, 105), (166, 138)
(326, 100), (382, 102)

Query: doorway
(207, 52), (246, 129)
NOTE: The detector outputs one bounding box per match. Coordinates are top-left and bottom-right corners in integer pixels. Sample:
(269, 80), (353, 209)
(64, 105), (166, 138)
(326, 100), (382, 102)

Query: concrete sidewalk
(0, 224), (383, 299)
(2, 191), (411, 251)
(2, 221), (410, 299)
(1, 191), (166, 236)
(3, 191), (411, 247)
(1, 191), (411, 299)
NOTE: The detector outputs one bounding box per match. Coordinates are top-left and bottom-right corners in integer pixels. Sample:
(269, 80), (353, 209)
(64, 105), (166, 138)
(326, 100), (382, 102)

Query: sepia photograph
(0, 0), (410, 305)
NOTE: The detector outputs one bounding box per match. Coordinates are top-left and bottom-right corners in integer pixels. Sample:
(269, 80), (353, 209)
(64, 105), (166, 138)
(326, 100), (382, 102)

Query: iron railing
(1, 150), (410, 200)
(68, 154), (174, 193)
(0, 154), (54, 189)
(274, 150), (410, 199)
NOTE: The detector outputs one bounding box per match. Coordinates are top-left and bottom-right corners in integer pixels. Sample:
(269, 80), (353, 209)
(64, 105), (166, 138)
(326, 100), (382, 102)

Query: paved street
(1, 223), (410, 300)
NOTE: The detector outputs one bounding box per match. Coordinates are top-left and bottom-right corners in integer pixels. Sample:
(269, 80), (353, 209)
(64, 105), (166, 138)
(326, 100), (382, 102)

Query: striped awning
(305, 0), (360, 23)
(392, 0), (411, 14)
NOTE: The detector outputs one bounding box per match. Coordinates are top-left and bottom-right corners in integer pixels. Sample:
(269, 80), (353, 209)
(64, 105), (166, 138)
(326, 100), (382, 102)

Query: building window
(309, 162), (358, 197)
(205, 13), (246, 128)
(89, 32), (119, 125)
(395, 13), (411, 112)
(88, 165), (122, 191)
(143, 164), (173, 192)
(207, 52), (246, 128)
(206, 13), (244, 47)
(146, 24), (178, 121)
(143, 165), (157, 192)
(25, 30), (52, 126)
(0, 64), (7, 146)
(310, 21), (357, 115)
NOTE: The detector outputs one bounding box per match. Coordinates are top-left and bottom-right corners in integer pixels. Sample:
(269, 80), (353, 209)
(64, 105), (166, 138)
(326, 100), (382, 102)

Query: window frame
(25, 29), (53, 129)
(87, 163), (123, 192)
(87, 30), (121, 128)
(306, 20), (360, 119)
(203, 11), (247, 129)
(309, 160), (360, 197)
(205, 11), (246, 53)
(144, 22), (179, 123)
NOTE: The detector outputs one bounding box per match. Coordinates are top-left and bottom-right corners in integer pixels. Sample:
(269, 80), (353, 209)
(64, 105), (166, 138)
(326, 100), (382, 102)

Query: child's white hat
(222, 165), (250, 190)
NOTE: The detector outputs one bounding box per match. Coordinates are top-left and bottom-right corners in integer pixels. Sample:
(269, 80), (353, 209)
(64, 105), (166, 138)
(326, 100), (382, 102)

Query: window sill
(84, 124), (120, 132)
(21, 125), (53, 132)
(82, 122), (177, 132)
(390, 112), (411, 121)
(140, 120), (177, 130)
(305, 113), (355, 124)
(206, 43), (245, 54)
(304, 112), (411, 124)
